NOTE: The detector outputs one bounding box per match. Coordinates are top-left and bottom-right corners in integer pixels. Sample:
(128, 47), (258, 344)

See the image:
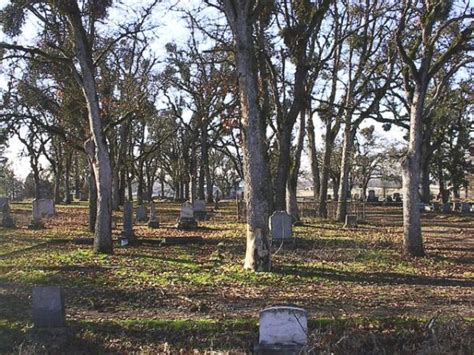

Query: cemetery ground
(0, 201), (473, 354)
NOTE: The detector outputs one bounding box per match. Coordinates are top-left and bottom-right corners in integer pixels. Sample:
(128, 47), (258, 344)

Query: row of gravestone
(32, 286), (308, 353)
(0, 197), (56, 229)
(419, 202), (473, 213)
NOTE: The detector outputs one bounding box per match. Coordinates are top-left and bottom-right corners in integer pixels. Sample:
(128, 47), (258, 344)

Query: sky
(1, 0), (408, 180)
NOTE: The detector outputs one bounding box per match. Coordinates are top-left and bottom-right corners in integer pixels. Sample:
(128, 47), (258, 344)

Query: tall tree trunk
(402, 89), (425, 257)
(438, 164), (448, 203)
(64, 151), (72, 204)
(223, 1), (271, 271)
(319, 123), (333, 218)
(74, 154), (80, 199)
(119, 169), (126, 205)
(189, 145), (197, 203)
(64, 3), (113, 254)
(137, 160), (144, 205)
(54, 171), (61, 204)
(88, 166), (97, 233)
(287, 109), (306, 221)
(336, 124), (355, 222)
(274, 126), (292, 210)
(307, 112), (320, 201)
(420, 159), (431, 203)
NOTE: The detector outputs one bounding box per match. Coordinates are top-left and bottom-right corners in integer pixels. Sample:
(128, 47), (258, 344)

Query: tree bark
(402, 89), (425, 257)
(307, 113), (320, 201)
(222, 0), (271, 271)
(318, 123), (333, 218)
(336, 124), (355, 222)
(64, 151), (73, 204)
(63, 2), (113, 253)
(88, 166), (97, 233)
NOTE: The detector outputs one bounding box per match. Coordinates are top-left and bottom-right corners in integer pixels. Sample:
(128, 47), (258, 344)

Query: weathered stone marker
(34, 198), (56, 218)
(1, 200), (15, 228)
(460, 202), (471, 213)
(193, 199), (208, 220)
(269, 211), (293, 241)
(32, 287), (66, 328)
(255, 306), (307, 354)
(120, 201), (136, 244)
(28, 199), (45, 229)
(343, 214), (357, 228)
(147, 201), (160, 228)
(136, 205), (148, 223)
(176, 201), (198, 230)
(367, 190), (378, 202)
(442, 203), (452, 213)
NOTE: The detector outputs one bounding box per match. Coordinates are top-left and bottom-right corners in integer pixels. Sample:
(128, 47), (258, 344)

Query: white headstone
(259, 306), (307, 346)
(180, 201), (194, 218)
(269, 211), (293, 240)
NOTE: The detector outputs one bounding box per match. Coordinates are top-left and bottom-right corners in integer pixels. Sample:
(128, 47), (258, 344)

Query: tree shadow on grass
(272, 265), (474, 288)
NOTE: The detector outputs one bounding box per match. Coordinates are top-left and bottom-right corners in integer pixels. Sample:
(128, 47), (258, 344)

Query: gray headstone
(0, 197), (8, 210)
(367, 190), (378, 202)
(193, 200), (208, 220)
(136, 205), (148, 223)
(121, 201), (135, 242)
(148, 202), (159, 228)
(180, 202), (194, 218)
(460, 203), (471, 213)
(269, 211), (293, 240)
(33, 198), (56, 218)
(442, 203), (452, 213)
(259, 306), (307, 346)
(32, 287), (66, 328)
(343, 214), (357, 228)
(1, 202), (15, 228)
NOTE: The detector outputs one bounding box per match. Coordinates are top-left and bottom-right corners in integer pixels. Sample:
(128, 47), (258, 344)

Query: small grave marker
(120, 201), (136, 244)
(32, 287), (66, 328)
(193, 200), (208, 220)
(136, 205), (148, 223)
(255, 306), (307, 353)
(147, 201), (160, 228)
(343, 214), (357, 228)
(176, 201), (197, 230)
(269, 211), (293, 240)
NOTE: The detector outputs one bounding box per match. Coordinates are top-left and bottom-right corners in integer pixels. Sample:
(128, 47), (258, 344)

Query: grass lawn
(0, 201), (473, 353)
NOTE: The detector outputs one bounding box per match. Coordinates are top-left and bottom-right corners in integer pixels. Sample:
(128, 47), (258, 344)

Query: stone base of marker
(194, 211), (208, 221)
(28, 218), (45, 230)
(119, 232), (137, 246)
(176, 217), (198, 230)
(343, 214), (357, 228)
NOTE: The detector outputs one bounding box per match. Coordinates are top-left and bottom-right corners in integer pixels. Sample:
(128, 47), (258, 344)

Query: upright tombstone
(193, 200), (208, 220)
(366, 190), (378, 202)
(147, 201), (160, 229)
(269, 211), (293, 241)
(255, 306), (307, 354)
(120, 201), (136, 245)
(136, 205), (149, 223)
(343, 214), (357, 228)
(442, 203), (452, 213)
(32, 287), (66, 328)
(393, 193), (402, 202)
(176, 201), (198, 230)
(460, 202), (471, 213)
(1, 201), (15, 228)
(28, 199), (45, 229)
(34, 198), (56, 218)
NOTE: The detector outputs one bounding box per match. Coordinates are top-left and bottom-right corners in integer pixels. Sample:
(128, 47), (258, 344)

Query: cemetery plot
(0, 201), (472, 353)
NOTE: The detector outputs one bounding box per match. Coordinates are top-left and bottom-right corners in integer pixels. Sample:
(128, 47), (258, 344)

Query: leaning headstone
(176, 201), (198, 230)
(343, 214), (357, 228)
(269, 211), (293, 241)
(442, 203), (452, 213)
(1, 202), (15, 228)
(136, 205), (148, 223)
(255, 306), (307, 354)
(460, 202), (471, 213)
(147, 201), (160, 229)
(120, 201), (136, 245)
(28, 200), (44, 229)
(32, 287), (65, 328)
(193, 200), (208, 220)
